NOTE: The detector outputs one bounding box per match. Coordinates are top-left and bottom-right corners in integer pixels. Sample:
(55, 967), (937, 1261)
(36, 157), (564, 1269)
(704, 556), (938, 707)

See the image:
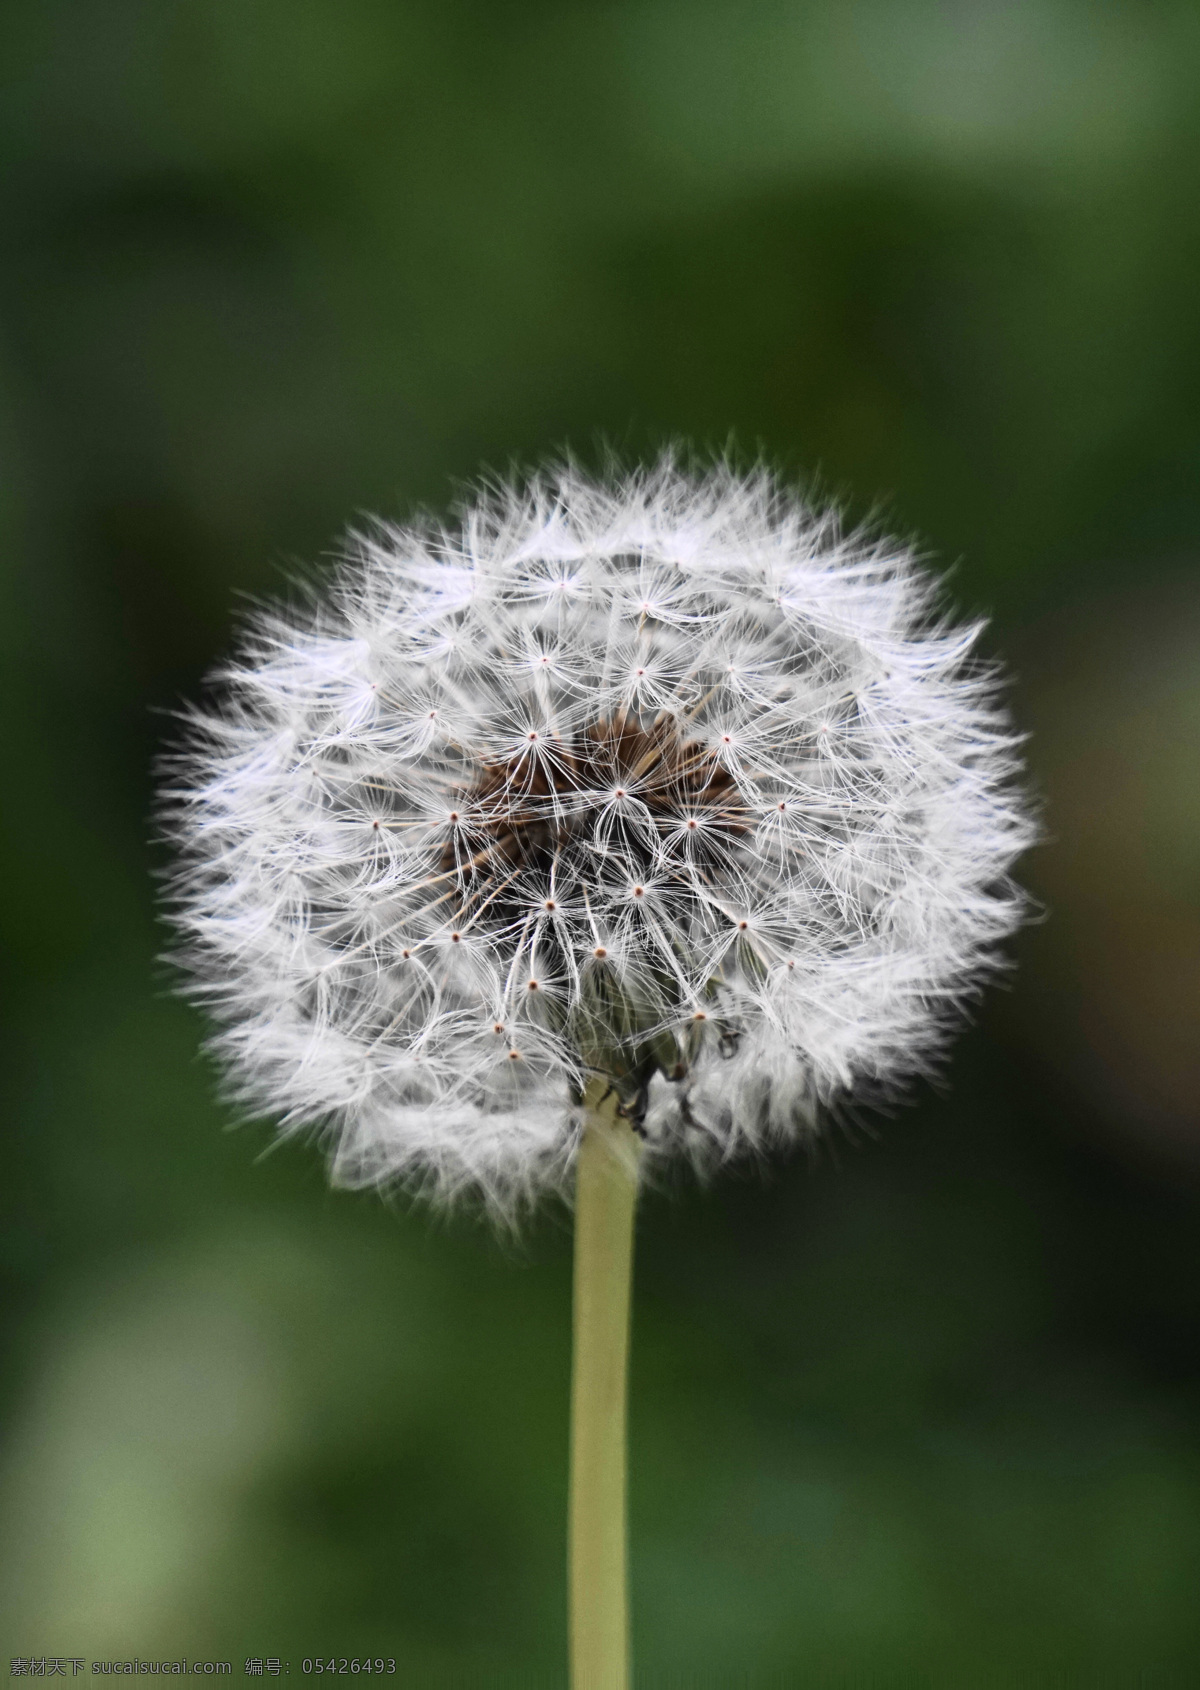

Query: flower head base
(165, 460), (1032, 1215)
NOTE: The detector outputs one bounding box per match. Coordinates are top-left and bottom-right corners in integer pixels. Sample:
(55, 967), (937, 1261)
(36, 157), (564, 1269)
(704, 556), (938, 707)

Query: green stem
(569, 1079), (640, 1690)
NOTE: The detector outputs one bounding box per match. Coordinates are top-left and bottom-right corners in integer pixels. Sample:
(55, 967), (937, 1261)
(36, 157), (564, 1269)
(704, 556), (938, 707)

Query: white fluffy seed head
(162, 459), (1034, 1218)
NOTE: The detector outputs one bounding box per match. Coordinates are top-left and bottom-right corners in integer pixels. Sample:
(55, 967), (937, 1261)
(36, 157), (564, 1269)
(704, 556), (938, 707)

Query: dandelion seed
(163, 458), (1032, 1215)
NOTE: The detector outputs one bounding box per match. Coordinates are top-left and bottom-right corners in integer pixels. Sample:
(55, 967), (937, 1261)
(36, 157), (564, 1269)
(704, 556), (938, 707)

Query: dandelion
(163, 458), (1032, 1687)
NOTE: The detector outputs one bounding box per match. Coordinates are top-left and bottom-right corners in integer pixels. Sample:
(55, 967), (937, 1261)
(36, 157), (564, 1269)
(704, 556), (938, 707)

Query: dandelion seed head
(163, 458), (1033, 1217)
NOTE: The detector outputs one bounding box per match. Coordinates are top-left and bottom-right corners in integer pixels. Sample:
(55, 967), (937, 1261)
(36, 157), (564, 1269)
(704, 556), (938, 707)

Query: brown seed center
(444, 713), (745, 895)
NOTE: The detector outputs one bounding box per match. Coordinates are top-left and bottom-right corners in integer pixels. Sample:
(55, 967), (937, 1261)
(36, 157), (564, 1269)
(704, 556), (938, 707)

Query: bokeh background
(3, 1), (1200, 1681)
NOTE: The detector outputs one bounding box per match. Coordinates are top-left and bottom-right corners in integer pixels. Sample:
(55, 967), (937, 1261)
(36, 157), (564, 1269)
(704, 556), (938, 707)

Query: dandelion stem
(569, 1079), (640, 1690)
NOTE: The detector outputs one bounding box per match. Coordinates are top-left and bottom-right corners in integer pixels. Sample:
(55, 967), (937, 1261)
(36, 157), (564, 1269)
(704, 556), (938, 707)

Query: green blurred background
(3, 1), (1200, 1681)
